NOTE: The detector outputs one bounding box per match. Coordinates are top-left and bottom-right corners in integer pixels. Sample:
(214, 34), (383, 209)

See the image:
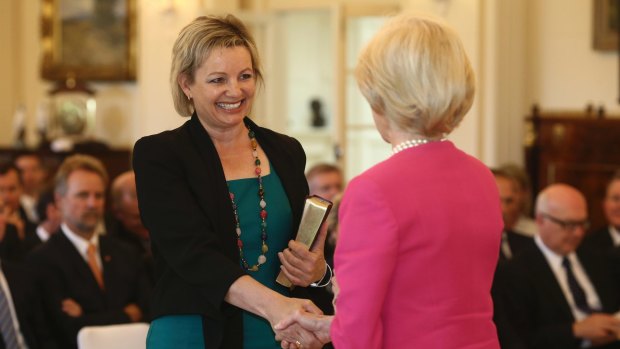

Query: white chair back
(77, 323), (149, 349)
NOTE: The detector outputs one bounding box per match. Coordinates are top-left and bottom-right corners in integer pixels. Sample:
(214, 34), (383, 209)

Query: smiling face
(180, 46), (256, 131)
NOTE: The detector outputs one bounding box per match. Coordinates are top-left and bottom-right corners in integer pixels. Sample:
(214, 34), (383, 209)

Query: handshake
(271, 277), (339, 349)
(273, 306), (334, 349)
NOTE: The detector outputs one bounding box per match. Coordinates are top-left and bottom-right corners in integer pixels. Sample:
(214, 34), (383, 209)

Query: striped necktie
(0, 279), (20, 349)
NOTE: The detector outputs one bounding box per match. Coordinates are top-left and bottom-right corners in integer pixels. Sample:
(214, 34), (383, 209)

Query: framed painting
(593, 0), (619, 51)
(41, 0), (137, 81)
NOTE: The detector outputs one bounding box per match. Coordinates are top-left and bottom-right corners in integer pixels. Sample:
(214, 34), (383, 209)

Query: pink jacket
(331, 141), (502, 349)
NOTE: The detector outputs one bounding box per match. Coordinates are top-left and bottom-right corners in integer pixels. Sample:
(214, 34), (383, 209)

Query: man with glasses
(497, 184), (620, 349)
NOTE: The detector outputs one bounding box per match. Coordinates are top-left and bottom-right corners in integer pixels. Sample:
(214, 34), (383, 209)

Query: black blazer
(133, 116), (310, 349)
(581, 227), (616, 253)
(1, 260), (57, 349)
(28, 229), (151, 349)
(497, 244), (620, 349)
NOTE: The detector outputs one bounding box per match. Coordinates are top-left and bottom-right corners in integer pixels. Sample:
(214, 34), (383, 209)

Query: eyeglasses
(540, 212), (590, 232)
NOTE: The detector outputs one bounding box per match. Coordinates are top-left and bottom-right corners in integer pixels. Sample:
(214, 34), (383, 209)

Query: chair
(77, 323), (149, 349)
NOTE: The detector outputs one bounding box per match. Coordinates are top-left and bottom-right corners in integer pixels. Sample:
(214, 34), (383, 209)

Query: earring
(187, 95), (192, 101)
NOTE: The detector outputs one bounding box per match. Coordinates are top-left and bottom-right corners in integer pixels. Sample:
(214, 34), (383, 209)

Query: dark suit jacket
(581, 227), (616, 253)
(134, 115), (313, 349)
(0, 224), (25, 262)
(500, 230), (536, 261)
(1, 260), (56, 349)
(28, 230), (150, 349)
(498, 244), (620, 349)
(493, 231), (534, 348)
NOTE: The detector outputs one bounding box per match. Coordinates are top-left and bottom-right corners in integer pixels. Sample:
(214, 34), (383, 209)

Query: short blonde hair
(170, 14), (264, 116)
(54, 155), (109, 196)
(355, 13), (475, 138)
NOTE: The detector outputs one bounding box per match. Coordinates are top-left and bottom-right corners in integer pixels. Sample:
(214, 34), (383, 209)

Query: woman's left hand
(278, 223), (328, 287)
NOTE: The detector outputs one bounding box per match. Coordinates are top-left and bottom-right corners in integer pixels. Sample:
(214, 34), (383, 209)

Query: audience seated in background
(14, 152), (48, 224)
(306, 163), (344, 266)
(28, 155), (150, 349)
(582, 169), (620, 251)
(0, 258), (56, 348)
(0, 197), (25, 262)
(496, 184), (620, 349)
(0, 163), (36, 241)
(306, 163), (344, 202)
(23, 189), (60, 253)
(109, 171), (153, 285)
(492, 168), (535, 261)
(496, 163), (537, 236)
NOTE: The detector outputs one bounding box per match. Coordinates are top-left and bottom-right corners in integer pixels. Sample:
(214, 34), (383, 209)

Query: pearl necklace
(229, 125), (268, 272)
(392, 138), (446, 155)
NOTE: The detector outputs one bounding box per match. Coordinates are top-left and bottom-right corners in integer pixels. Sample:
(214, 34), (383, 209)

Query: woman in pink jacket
(276, 13), (503, 349)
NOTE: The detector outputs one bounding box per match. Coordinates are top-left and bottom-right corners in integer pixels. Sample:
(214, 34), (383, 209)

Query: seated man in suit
(306, 163), (344, 202)
(14, 152), (48, 224)
(582, 170), (620, 251)
(28, 155), (150, 349)
(498, 184), (620, 349)
(0, 197), (24, 262)
(0, 163), (36, 241)
(0, 259), (56, 349)
(108, 171), (153, 285)
(492, 168), (535, 260)
(23, 190), (60, 253)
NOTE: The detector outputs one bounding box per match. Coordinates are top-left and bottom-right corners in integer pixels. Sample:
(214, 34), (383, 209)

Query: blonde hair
(170, 14), (264, 116)
(54, 155), (109, 196)
(354, 13), (475, 138)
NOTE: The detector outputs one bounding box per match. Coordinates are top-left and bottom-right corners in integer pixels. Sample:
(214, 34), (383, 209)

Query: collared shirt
(608, 226), (620, 246)
(35, 225), (51, 243)
(514, 216), (537, 237)
(0, 262), (29, 349)
(534, 235), (602, 321)
(61, 223), (103, 271)
(19, 195), (38, 223)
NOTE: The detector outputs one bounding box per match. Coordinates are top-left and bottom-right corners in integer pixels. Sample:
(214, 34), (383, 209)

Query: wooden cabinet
(525, 109), (620, 230)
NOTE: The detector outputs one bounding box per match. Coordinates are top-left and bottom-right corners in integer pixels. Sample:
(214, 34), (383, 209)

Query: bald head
(111, 171), (148, 240)
(535, 184), (589, 256)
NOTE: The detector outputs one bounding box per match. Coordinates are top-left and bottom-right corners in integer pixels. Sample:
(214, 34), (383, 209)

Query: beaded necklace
(229, 125), (268, 272)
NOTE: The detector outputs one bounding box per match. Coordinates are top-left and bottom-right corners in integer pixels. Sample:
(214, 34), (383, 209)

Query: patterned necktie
(87, 243), (104, 289)
(561, 257), (592, 314)
(0, 278), (20, 349)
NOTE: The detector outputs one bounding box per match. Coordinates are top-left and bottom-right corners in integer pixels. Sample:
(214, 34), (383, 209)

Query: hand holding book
(277, 196), (333, 288)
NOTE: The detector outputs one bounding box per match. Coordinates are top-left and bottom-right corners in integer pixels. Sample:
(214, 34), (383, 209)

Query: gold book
(276, 195), (333, 288)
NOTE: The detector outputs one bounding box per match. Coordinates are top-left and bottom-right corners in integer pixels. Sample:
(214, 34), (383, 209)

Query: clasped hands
(273, 308), (333, 349)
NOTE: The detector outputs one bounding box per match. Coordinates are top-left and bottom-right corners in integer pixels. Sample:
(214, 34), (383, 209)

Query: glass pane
(344, 15), (390, 179)
(277, 10), (334, 132)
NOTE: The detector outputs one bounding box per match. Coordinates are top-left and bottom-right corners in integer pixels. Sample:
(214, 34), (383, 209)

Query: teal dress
(147, 168), (292, 349)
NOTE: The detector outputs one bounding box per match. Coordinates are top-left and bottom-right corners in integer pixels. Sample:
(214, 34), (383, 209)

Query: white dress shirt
(534, 235), (602, 321)
(61, 223), (103, 271)
(609, 226), (620, 246)
(35, 226), (51, 243)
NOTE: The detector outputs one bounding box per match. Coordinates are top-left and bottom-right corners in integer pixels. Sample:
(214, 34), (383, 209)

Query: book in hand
(276, 195), (333, 288)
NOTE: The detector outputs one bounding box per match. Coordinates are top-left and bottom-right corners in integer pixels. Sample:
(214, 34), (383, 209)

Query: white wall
(526, 0), (619, 115)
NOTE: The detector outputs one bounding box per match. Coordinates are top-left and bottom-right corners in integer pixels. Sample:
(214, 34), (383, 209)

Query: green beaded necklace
(229, 125), (268, 272)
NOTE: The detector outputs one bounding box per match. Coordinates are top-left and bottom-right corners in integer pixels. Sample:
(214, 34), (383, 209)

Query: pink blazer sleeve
(331, 176), (399, 349)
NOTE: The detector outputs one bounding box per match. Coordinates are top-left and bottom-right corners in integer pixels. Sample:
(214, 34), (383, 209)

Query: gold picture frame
(593, 0), (619, 51)
(41, 0), (137, 81)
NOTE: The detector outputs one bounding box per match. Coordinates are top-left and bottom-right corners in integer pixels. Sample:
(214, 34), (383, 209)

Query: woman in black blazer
(133, 15), (328, 349)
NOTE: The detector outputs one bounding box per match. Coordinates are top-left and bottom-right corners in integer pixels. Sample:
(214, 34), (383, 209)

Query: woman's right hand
(268, 297), (324, 349)
(274, 310), (333, 348)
